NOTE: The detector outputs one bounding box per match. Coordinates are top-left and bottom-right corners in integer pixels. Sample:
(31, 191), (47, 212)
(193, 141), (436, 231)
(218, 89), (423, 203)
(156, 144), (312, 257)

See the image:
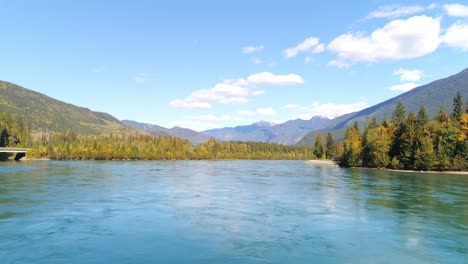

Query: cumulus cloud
(171, 72), (304, 109)
(169, 83), (249, 109)
(188, 115), (231, 121)
(393, 68), (424, 81)
(135, 73), (148, 83)
(366, 5), (425, 19)
(444, 3), (468, 17)
(246, 72), (304, 86)
(242, 45), (264, 54)
(252, 90), (265, 96)
(327, 60), (350, 68)
(251, 57), (262, 64)
(328, 15), (441, 63)
(284, 104), (301, 109)
(390, 83), (420, 92)
(297, 101), (370, 119)
(238, 108), (277, 117)
(312, 44), (325, 54)
(443, 21), (468, 50)
(284, 37), (320, 58)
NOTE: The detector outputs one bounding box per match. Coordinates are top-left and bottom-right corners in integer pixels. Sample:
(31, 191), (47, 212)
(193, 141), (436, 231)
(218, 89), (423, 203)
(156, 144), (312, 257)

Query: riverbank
(378, 168), (468, 175)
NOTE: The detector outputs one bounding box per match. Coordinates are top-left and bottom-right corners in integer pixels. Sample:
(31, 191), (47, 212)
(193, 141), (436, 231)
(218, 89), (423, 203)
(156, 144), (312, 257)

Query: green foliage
(28, 133), (315, 160)
(392, 101), (407, 125)
(340, 126), (362, 167)
(313, 134), (325, 159)
(325, 132), (335, 160)
(451, 91), (463, 121)
(336, 92), (468, 171)
(0, 81), (133, 135)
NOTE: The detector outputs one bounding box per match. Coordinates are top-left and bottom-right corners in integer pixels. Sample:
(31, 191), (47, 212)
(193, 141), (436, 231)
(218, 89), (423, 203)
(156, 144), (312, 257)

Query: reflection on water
(0, 160), (466, 263)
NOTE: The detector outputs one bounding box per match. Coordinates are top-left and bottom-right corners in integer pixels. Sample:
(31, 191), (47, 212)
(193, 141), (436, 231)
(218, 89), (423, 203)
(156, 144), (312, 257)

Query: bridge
(0, 147), (31, 161)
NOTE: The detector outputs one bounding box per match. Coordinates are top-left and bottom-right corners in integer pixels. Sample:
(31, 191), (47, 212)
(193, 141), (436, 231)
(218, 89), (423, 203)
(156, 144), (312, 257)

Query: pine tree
(325, 132), (335, 160)
(435, 107), (448, 123)
(392, 101), (406, 125)
(416, 105), (430, 128)
(451, 91), (463, 121)
(313, 134), (325, 159)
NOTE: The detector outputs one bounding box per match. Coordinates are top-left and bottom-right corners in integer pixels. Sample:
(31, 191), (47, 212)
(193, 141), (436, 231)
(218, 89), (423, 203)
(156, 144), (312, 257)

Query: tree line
(0, 112), (316, 160)
(312, 92), (468, 171)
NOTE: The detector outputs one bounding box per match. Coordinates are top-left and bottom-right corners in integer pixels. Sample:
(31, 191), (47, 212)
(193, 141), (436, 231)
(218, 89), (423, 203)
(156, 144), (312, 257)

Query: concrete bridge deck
(0, 147), (31, 160)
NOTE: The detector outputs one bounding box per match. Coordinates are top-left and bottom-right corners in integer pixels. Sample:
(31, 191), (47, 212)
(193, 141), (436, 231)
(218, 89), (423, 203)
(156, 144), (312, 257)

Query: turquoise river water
(0, 160), (466, 263)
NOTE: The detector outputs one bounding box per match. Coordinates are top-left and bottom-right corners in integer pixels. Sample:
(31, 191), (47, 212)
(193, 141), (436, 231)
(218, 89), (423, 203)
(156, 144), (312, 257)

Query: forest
(326, 92), (468, 171)
(0, 113), (315, 160)
(1, 92), (467, 170)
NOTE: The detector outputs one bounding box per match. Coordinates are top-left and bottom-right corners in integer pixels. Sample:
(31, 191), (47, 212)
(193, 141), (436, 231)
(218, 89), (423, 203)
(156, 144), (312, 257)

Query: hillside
(203, 116), (331, 145)
(298, 68), (468, 145)
(122, 120), (212, 145)
(0, 81), (133, 135)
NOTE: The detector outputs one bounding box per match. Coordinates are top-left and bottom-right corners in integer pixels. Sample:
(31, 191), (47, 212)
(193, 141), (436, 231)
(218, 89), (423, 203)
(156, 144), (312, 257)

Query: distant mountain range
(122, 120), (212, 145)
(298, 68), (468, 145)
(1, 68), (466, 146)
(203, 116), (331, 145)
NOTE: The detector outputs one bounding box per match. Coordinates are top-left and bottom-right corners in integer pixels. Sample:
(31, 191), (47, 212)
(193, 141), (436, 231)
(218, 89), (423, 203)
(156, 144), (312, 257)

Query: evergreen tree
(325, 132), (335, 160)
(0, 128), (9, 147)
(416, 105), (430, 128)
(451, 91), (463, 121)
(435, 107), (449, 123)
(313, 134), (325, 159)
(392, 101), (406, 125)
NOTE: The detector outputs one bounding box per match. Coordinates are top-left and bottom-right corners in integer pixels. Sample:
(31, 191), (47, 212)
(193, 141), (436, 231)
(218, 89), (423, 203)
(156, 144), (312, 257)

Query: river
(0, 160), (466, 263)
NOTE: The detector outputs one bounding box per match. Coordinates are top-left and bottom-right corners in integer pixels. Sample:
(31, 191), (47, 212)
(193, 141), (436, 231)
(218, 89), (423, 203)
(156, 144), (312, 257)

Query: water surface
(0, 161), (466, 263)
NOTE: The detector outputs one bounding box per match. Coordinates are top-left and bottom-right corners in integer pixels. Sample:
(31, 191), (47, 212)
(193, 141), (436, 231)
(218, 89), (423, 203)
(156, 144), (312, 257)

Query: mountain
(122, 120), (212, 145)
(298, 68), (468, 145)
(0, 81), (133, 135)
(203, 116), (331, 145)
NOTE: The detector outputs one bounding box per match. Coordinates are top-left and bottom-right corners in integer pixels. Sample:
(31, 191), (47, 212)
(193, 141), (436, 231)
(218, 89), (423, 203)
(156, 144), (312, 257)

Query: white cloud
(171, 72), (303, 109)
(327, 60), (350, 68)
(135, 73), (148, 83)
(246, 72), (304, 86)
(188, 115), (231, 121)
(390, 83), (420, 92)
(312, 44), (325, 54)
(238, 108), (277, 117)
(252, 90), (265, 96)
(366, 5), (425, 19)
(251, 57), (262, 64)
(428, 3), (438, 10)
(169, 100), (212, 109)
(284, 104), (300, 109)
(135, 76), (145, 83)
(443, 21), (468, 50)
(393, 68), (424, 81)
(297, 101), (370, 119)
(284, 37), (320, 58)
(444, 4), (468, 17)
(328, 15), (441, 63)
(169, 83), (249, 109)
(242, 45), (264, 54)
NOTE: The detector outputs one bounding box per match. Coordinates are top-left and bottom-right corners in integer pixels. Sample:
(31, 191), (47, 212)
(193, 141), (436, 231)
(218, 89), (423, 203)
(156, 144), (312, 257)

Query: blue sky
(1, 0), (468, 131)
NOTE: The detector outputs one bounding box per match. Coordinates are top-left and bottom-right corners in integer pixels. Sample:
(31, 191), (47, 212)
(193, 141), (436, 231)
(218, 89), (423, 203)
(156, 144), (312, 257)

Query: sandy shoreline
(305, 160), (468, 175)
(304, 160), (340, 168)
